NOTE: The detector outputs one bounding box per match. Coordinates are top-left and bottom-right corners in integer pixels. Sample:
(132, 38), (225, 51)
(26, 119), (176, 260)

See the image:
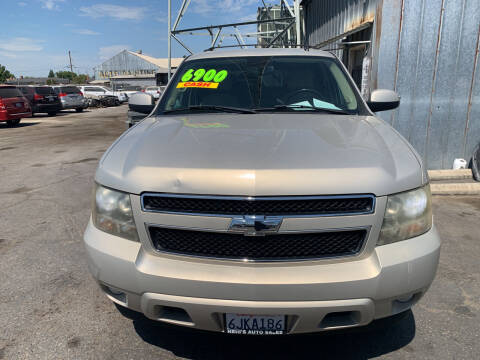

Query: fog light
(101, 284), (127, 303)
(107, 286), (123, 296)
(396, 294), (414, 303)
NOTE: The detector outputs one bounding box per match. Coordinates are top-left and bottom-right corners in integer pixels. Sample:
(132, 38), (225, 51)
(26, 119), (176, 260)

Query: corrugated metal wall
(304, 0), (480, 169)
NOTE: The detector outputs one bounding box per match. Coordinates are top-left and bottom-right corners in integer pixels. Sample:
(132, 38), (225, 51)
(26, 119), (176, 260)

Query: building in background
(257, 4), (303, 47)
(94, 50), (184, 89)
(302, 0), (479, 169)
(5, 77), (72, 85)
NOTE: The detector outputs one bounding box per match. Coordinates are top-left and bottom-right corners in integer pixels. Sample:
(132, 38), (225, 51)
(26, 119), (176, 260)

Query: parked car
(116, 85), (143, 99)
(52, 85), (87, 112)
(86, 95), (120, 108)
(84, 49), (441, 335)
(18, 86), (61, 116)
(143, 86), (162, 99)
(0, 85), (32, 126)
(79, 86), (127, 103)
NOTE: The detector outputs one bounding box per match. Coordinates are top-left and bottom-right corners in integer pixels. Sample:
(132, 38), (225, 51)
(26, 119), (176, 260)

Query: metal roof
(127, 51), (184, 69)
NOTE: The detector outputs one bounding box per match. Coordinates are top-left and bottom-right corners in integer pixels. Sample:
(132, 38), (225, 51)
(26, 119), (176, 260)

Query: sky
(0, 0), (261, 78)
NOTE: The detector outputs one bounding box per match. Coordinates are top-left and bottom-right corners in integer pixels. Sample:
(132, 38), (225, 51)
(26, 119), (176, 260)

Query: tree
(55, 71), (76, 81)
(53, 71), (88, 84)
(48, 69), (55, 78)
(73, 74), (88, 84)
(46, 78), (55, 85)
(0, 64), (14, 83)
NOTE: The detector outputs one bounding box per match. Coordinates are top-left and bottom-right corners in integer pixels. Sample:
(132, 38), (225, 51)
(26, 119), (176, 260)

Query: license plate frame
(225, 313), (286, 335)
(15, 102), (23, 108)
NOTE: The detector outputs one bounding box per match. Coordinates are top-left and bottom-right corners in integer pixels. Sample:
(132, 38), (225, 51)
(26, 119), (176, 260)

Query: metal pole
(173, 0), (191, 32)
(168, 0), (172, 81)
(172, 17), (294, 34)
(171, 34), (194, 54)
(211, 29), (222, 48)
(68, 50), (73, 73)
(294, 0), (301, 46)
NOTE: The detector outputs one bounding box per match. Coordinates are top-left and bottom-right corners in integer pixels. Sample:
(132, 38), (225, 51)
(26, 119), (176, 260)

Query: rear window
(35, 87), (55, 95)
(0, 87), (23, 98)
(19, 87), (32, 95)
(59, 86), (80, 94)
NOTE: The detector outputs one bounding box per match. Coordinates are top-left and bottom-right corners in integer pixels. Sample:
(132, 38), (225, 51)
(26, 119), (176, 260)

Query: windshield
(157, 56), (364, 115)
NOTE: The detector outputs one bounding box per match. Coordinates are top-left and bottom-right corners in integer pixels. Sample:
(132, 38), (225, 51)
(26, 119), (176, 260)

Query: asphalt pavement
(0, 106), (478, 359)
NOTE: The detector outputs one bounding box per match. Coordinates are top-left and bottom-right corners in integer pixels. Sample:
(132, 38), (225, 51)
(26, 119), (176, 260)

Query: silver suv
(84, 49), (440, 335)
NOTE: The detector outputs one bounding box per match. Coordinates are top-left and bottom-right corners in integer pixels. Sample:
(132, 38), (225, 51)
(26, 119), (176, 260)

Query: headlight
(92, 184), (139, 241)
(377, 184), (432, 246)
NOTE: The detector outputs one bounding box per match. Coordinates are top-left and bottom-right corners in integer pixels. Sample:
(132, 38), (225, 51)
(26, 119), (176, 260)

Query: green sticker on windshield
(178, 68), (229, 88)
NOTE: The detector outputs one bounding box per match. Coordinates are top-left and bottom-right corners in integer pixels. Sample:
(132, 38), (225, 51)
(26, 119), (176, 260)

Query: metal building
(94, 50), (184, 88)
(302, 0), (480, 169)
(257, 4), (304, 47)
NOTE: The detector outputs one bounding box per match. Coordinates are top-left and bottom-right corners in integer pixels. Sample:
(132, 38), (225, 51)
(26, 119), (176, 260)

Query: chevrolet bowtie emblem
(229, 215), (283, 236)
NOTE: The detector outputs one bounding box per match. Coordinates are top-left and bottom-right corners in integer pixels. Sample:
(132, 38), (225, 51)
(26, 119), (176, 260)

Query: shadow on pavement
(0, 122), (39, 129)
(32, 112), (69, 118)
(118, 305), (415, 359)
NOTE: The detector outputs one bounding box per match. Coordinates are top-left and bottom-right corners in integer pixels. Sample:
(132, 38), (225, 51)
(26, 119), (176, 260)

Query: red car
(0, 85), (32, 126)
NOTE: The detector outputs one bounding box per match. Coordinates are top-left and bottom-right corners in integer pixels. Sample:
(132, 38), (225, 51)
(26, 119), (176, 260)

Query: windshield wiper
(255, 104), (350, 115)
(163, 105), (256, 114)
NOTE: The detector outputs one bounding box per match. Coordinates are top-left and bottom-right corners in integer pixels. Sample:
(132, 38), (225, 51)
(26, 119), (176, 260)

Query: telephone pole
(68, 51), (73, 73)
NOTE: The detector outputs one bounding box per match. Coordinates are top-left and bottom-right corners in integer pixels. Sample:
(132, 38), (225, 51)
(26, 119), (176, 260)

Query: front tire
(75, 108), (84, 113)
(7, 119), (21, 126)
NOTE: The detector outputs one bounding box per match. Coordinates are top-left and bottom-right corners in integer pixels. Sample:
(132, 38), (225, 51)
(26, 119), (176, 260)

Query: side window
(84, 87), (96, 92)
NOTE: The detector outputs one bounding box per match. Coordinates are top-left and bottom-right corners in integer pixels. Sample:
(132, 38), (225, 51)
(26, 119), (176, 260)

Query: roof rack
(204, 43), (311, 52)
(166, 0), (304, 79)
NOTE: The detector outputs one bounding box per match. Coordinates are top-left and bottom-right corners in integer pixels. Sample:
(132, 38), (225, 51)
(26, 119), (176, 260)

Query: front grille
(142, 194), (374, 216)
(148, 227), (367, 261)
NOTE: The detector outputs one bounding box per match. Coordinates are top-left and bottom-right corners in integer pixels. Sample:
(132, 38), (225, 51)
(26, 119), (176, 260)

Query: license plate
(15, 102), (22, 108)
(225, 314), (285, 335)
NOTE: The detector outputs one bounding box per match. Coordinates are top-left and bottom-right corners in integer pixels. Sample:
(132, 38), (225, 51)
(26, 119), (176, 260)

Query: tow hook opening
(319, 311), (361, 329)
(153, 305), (194, 326)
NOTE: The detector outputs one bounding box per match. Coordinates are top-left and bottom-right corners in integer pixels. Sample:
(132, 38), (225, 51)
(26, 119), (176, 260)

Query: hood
(96, 114), (423, 196)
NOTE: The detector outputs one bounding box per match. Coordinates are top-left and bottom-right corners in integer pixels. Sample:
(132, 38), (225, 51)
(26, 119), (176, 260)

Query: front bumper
(33, 103), (61, 113)
(84, 219), (440, 334)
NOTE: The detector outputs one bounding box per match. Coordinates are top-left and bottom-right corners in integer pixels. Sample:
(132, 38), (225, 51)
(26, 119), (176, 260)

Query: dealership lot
(0, 107), (479, 360)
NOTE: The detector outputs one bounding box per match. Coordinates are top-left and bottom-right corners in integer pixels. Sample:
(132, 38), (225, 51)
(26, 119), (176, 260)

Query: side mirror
(367, 89), (400, 112)
(128, 92), (155, 114)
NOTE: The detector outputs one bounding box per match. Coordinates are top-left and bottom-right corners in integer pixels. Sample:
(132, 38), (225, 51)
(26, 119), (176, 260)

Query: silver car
(52, 85), (87, 112)
(143, 86), (162, 99)
(84, 48), (441, 335)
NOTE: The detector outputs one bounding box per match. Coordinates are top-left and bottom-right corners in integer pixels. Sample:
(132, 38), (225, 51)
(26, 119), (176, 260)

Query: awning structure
(313, 21), (372, 49)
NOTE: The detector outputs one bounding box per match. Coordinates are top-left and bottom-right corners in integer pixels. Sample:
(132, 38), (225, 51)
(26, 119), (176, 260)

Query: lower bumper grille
(148, 227), (367, 261)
